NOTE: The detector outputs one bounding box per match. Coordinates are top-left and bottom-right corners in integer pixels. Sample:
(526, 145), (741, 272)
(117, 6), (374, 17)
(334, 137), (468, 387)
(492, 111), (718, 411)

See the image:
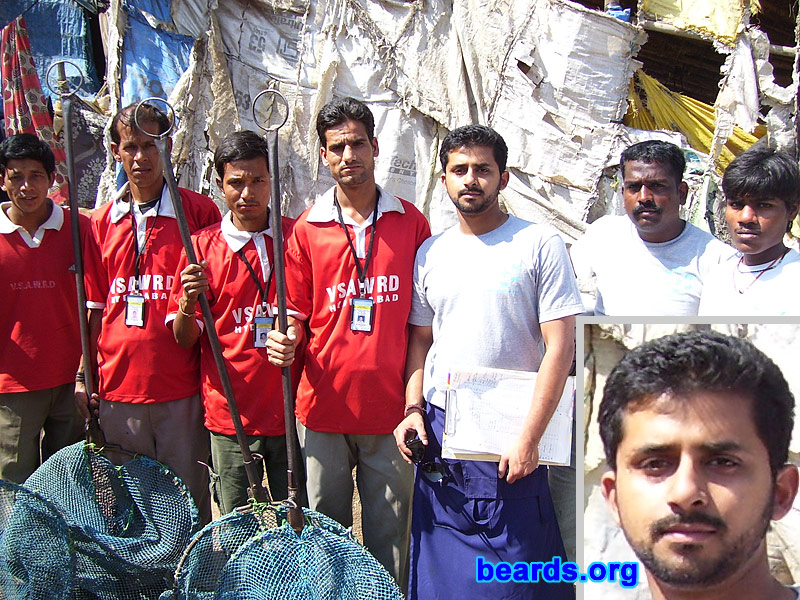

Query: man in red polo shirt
(267, 97), (430, 587)
(0, 133), (87, 483)
(76, 102), (220, 522)
(168, 130), (298, 513)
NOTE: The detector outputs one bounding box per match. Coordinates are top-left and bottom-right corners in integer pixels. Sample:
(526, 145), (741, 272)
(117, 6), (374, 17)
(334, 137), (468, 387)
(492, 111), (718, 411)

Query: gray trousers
(297, 421), (414, 590)
(99, 394), (211, 524)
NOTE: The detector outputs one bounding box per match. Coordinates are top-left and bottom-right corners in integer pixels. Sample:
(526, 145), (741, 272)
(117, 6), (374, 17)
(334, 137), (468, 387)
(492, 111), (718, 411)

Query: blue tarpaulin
(120, 0), (193, 105)
(0, 0), (101, 101)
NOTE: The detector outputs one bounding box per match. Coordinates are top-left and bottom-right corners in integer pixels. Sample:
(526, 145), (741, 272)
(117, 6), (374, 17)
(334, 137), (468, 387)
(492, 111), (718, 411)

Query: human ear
(601, 469), (622, 527)
(771, 464), (799, 521)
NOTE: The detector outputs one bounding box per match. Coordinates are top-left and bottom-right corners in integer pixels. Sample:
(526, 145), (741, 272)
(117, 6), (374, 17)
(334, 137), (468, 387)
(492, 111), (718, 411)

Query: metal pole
(50, 61), (104, 446)
(252, 88), (304, 532)
(268, 125), (304, 533)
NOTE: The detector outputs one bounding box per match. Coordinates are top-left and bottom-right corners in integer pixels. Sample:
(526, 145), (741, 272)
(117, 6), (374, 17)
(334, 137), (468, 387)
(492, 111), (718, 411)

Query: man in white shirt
(571, 140), (733, 316)
(699, 147), (800, 316)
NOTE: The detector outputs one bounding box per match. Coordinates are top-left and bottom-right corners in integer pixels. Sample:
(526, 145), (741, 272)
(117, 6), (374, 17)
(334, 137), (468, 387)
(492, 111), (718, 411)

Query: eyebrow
(623, 177), (668, 184)
(7, 167), (46, 175)
(449, 161), (493, 169)
(631, 441), (744, 456)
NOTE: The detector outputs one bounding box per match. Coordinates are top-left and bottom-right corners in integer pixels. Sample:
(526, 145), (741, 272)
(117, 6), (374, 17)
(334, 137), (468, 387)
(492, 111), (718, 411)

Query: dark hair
(620, 140), (685, 182)
(315, 97), (374, 147)
(0, 133), (56, 175)
(213, 131), (270, 179)
(722, 147), (800, 213)
(439, 125), (508, 173)
(599, 330), (794, 476)
(110, 101), (171, 144)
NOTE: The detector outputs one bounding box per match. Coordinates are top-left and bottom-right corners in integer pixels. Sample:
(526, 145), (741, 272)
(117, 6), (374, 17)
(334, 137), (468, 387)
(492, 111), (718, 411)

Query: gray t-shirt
(409, 215), (583, 408)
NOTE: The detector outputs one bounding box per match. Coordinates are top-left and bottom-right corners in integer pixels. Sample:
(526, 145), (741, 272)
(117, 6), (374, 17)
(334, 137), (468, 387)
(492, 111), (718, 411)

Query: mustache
(735, 224), (761, 234)
(459, 185), (483, 197)
(650, 513), (727, 539)
(633, 202), (662, 216)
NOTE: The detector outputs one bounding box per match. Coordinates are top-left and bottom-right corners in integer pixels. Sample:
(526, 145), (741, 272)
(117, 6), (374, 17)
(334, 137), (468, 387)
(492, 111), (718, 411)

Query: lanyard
(334, 188), (379, 297)
(236, 245), (274, 309)
(129, 195), (162, 292)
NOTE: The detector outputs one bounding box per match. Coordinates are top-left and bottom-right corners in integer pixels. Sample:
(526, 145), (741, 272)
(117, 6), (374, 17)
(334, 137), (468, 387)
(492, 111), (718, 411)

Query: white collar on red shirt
(221, 210), (272, 280)
(0, 199), (63, 248)
(306, 184), (404, 226)
(108, 181), (177, 224)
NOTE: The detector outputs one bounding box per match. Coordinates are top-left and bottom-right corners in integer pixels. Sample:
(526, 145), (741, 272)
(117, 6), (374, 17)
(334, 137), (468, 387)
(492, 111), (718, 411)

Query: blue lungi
(408, 404), (574, 600)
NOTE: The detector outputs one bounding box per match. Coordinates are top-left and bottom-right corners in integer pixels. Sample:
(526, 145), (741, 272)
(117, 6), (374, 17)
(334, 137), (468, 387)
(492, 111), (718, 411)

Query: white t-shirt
(409, 215), (583, 409)
(698, 249), (800, 316)
(570, 215), (735, 316)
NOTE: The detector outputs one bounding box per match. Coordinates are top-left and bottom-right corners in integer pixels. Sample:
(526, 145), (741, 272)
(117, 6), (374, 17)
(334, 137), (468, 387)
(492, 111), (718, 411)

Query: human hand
(74, 382), (100, 420)
(393, 412), (427, 465)
(266, 323), (300, 367)
(498, 436), (539, 484)
(180, 260), (209, 309)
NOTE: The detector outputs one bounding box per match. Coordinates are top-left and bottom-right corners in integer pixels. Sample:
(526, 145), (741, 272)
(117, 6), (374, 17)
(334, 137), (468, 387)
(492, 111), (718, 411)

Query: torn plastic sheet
(214, 0), (317, 88)
(98, 0), (707, 245)
(716, 33), (760, 133)
(486, 0), (643, 195)
(640, 0), (746, 46)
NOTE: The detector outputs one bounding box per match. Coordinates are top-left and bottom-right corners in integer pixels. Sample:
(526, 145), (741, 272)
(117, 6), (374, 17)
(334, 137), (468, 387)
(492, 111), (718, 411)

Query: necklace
(733, 248), (789, 295)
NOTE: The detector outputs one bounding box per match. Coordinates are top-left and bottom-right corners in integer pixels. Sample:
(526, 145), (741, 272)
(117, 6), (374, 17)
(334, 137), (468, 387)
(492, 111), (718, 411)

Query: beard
(335, 163), (373, 187)
(626, 499), (773, 588)
(452, 183), (502, 215)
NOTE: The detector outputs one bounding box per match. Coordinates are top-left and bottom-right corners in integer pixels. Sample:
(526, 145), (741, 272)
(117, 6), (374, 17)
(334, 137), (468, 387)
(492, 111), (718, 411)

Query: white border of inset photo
(577, 317), (800, 600)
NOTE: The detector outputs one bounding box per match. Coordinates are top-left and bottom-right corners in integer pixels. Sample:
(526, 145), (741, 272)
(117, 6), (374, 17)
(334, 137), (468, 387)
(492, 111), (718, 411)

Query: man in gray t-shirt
(393, 125), (582, 599)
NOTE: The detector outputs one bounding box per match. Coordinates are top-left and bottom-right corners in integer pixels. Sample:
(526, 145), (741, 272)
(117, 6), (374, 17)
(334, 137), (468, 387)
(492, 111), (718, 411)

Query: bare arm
(393, 324), (433, 463)
(173, 260), (208, 349)
(499, 315), (575, 484)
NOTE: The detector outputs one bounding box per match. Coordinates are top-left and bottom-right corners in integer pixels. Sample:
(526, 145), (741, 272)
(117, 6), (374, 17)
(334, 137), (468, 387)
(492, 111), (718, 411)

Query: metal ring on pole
(44, 60), (85, 98)
(133, 96), (177, 139)
(251, 89), (289, 133)
(251, 86), (303, 530)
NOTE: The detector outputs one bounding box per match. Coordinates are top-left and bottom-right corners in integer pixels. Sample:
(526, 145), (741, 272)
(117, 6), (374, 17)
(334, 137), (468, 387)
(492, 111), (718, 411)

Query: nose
(342, 143), (355, 161)
(738, 204), (757, 223)
(637, 184), (653, 202)
(463, 167), (478, 186)
(666, 457), (708, 511)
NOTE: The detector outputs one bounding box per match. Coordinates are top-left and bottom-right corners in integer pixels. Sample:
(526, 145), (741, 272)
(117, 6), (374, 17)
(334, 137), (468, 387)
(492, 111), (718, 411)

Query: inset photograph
(582, 323), (800, 600)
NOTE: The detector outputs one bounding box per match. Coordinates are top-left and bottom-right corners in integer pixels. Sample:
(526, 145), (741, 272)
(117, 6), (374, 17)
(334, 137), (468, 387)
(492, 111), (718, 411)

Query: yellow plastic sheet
(640, 0), (745, 46)
(624, 70), (764, 171)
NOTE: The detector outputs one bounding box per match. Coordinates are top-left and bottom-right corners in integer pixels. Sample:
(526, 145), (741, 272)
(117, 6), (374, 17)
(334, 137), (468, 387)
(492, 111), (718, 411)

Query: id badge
(254, 316), (274, 347)
(125, 294), (145, 327)
(350, 297), (374, 332)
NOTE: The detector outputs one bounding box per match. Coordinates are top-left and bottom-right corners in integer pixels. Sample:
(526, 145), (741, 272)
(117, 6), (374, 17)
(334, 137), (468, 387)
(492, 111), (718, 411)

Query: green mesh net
(162, 506), (404, 599)
(0, 441), (200, 600)
(0, 481), (75, 600)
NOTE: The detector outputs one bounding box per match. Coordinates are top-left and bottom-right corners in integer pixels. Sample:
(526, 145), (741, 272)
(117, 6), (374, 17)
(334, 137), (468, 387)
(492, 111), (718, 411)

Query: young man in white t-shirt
(699, 147), (800, 316)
